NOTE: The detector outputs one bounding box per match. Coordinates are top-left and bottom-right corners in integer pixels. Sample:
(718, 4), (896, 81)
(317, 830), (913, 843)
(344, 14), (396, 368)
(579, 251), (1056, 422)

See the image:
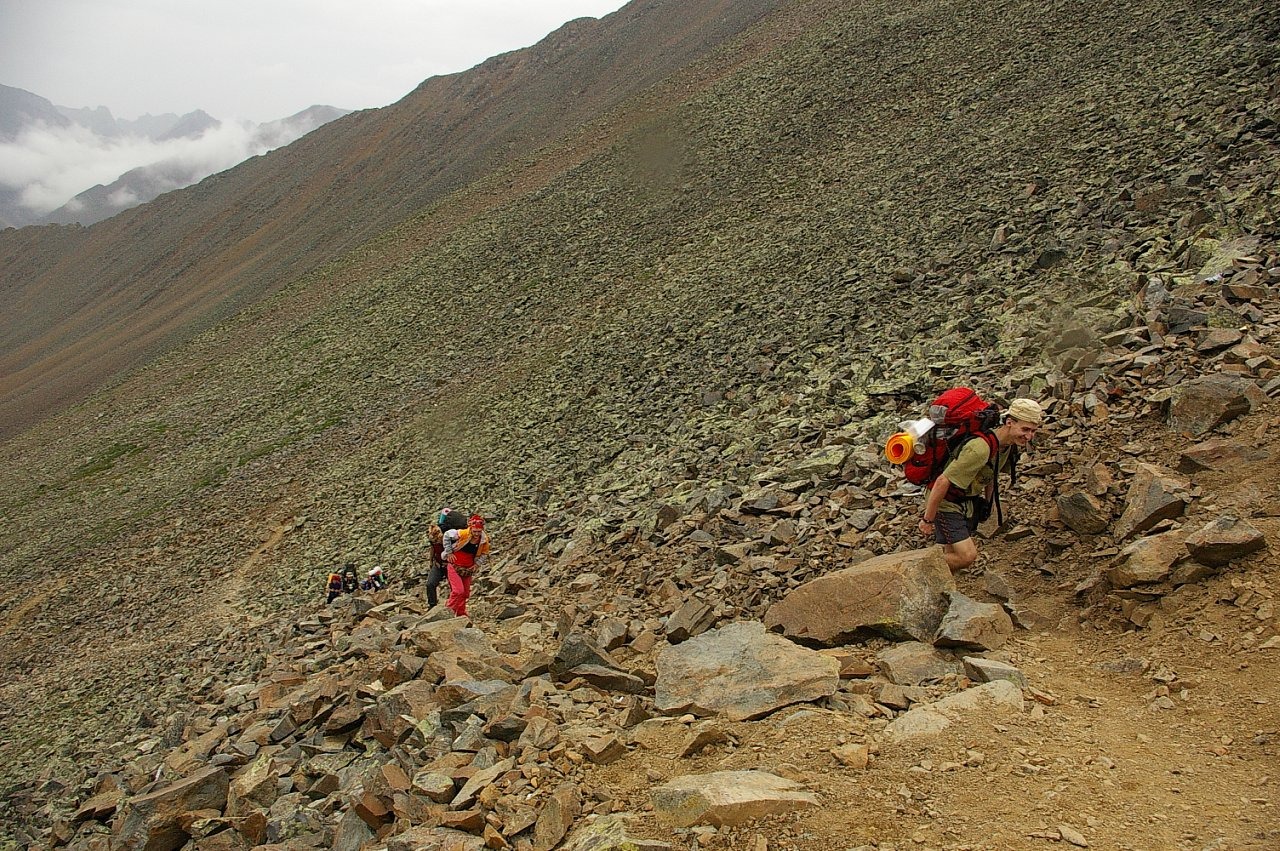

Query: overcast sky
(0, 0), (630, 122)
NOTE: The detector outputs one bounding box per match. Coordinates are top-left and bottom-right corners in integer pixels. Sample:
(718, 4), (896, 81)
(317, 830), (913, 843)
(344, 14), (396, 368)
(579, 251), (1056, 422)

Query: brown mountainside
(0, 0), (783, 439)
(1, 0), (1279, 848)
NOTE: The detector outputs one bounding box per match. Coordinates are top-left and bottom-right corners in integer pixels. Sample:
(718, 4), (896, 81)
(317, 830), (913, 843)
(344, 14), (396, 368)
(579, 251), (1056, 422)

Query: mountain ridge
(0, 84), (348, 231)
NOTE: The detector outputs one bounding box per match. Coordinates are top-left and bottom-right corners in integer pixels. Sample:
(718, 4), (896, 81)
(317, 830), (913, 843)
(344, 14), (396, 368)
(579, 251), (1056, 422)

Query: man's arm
(919, 474), (952, 535)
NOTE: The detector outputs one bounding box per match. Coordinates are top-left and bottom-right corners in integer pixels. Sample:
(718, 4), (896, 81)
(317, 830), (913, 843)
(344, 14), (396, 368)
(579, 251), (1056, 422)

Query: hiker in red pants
(440, 514), (489, 617)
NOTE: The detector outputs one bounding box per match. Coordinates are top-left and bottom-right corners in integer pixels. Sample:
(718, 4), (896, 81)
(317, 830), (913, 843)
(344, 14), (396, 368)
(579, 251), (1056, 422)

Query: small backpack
(438, 508), (468, 532)
(901, 388), (1014, 522)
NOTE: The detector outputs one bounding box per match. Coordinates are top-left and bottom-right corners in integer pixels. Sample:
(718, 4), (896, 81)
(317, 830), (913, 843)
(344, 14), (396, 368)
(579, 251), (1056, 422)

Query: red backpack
(902, 388), (1004, 498)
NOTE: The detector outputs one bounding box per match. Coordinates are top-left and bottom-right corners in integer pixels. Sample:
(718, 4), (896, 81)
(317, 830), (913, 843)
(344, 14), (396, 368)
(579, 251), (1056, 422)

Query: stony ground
(0, 0), (1278, 848)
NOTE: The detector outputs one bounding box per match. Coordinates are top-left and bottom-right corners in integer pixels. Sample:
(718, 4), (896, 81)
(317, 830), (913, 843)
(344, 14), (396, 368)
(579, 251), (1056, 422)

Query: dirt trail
(0, 576), (68, 641)
(207, 519), (293, 626)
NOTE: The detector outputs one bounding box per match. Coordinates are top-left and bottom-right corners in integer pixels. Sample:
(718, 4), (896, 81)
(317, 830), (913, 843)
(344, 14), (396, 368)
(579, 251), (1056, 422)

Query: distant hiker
(363, 566), (387, 591)
(425, 520), (446, 608)
(441, 513), (490, 618)
(425, 508), (466, 608)
(325, 570), (344, 603)
(918, 397), (1043, 572)
(340, 563), (360, 594)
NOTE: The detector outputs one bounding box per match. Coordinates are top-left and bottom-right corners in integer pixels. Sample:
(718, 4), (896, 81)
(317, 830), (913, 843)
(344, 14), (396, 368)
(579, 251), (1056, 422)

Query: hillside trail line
(207, 519), (292, 627)
(0, 576), (69, 641)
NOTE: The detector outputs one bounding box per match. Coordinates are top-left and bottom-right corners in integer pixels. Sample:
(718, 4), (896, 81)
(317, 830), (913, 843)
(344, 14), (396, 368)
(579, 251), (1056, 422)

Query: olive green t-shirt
(937, 437), (1011, 514)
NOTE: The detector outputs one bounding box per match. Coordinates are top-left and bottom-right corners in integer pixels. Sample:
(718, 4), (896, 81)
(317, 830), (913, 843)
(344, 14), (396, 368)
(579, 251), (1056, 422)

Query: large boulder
(1165, 373), (1258, 436)
(1107, 530), (1188, 588)
(114, 767), (230, 851)
(654, 621), (839, 721)
(651, 770), (818, 828)
(763, 548), (954, 644)
(1184, 515), (1267, 567)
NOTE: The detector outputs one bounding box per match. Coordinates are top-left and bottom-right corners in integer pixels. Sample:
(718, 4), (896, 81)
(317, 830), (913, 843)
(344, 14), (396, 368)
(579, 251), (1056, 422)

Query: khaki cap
(1007, 398), (1044, 424)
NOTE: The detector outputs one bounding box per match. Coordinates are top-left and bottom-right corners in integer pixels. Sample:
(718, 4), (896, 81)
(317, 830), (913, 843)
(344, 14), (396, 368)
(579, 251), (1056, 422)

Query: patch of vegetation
(195, 463), (229, 489)
(71, 443), (141, 480)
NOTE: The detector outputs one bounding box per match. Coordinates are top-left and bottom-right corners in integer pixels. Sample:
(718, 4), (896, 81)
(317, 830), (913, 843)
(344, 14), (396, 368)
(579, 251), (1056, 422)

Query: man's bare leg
(941, 538), (978, 572)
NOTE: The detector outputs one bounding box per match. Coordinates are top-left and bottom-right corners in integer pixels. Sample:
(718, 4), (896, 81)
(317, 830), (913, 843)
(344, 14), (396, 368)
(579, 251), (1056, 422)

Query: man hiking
(918, 397), (1043, 572)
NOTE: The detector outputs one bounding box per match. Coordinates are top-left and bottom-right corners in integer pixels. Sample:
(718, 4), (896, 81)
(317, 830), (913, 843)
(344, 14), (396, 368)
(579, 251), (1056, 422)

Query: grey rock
(534, 783), (583, 851)
(783, 444), (851, 480)
(650, 770), (818, 828)
(1178, 437), (1270, 473)
(934, 592), (1015, 651)
(884, 681), (1025, 741)
(1056, 491), (1111, 534)
(876, 641), (962, 685)
(962, 656), (1029, 689)
(679, 720), (735, 757)
(114, 766), (230, 851)
(654, 621), (839, 721)
(563, 664), (647, 694)
(763, 547), (954, 644)
(551, 634), (621, 679)
(452, 757), (514, 810)
(1113, 464), (1190, 540)
(333, 808), (376, 851)
(386, 825), (483, 851)
(561, 814), (674, 850)
(1107, 530), (1187, 588)
(1165, 373), (1256, 436)
(665, 597), (717, 644)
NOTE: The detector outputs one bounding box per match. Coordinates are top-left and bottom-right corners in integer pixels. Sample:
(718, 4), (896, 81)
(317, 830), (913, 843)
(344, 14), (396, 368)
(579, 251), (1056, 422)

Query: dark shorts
(934, 510), (977, 545)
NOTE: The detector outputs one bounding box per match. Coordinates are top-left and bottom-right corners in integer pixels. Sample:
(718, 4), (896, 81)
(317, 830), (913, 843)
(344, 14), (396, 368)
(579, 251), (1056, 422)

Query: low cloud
(0, 118), (281, 217)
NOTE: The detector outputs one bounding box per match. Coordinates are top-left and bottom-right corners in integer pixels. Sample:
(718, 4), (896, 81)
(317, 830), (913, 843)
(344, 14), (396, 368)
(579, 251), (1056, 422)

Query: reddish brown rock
(1113, 464), (1190, 540)
(1184, 515), (1267, 567)
(113, 767), (230, 851)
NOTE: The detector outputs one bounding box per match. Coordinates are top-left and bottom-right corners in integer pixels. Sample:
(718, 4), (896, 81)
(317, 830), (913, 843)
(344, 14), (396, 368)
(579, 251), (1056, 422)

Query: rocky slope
(0, 0), (787, 438)
(0, 0), (1278, 848)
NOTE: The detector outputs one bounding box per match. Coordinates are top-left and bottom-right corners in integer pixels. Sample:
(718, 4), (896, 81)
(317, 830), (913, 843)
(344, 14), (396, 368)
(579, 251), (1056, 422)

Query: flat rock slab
(884, 680), (1024, 742)
(651, 770), (819, 828)
(654, 621), (838, 721)
(562, 815), (673, 850)
(763, 548), (954, 644)
(1178, 437), (1270, 473)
